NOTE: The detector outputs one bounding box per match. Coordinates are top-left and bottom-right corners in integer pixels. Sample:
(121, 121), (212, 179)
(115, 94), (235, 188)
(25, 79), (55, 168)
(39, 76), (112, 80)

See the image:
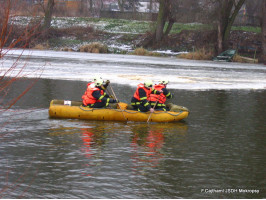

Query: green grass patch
(99, 18), (151, 33)
(14, 16), (261, 34)
(169, 23), (212, 34)
(48, 38), (83, 47)
(231, 26), (261, 33)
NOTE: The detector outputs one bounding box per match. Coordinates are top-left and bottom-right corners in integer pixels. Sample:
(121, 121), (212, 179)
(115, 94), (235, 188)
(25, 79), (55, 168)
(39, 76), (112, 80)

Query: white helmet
(93, 76), (103, 82)
(159, 79), (169, 85)
(95, 79), (104, 87)
(144, 80), (153, 88)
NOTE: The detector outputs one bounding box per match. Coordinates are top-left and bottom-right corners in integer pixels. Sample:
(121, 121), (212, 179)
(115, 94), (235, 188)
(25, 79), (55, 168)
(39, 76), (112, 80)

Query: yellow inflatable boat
(48, 100), (189, 123)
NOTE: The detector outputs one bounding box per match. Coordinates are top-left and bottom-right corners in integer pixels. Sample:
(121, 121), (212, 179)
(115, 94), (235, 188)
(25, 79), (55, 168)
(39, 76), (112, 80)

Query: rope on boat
(78, 106), (96, 112)
(78, 105), (184, 116)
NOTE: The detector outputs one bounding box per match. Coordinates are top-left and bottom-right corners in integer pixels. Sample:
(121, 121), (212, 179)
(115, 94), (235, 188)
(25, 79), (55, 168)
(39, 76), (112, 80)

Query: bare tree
(136, 0), (175, 47)
(212, 0), (246, 53)
(80, 0), (95, 16)
(154, 0), (169, 41)
(154, 0), (199, 42)
(100, 0), (104, 10)
(0, 0), (41, 111)
(127, 0), (141, 12)
(118, 0), (125, 12)
(80, 0), (89, 15)
(89, 0), (93, 12)
(245, 0), (261, 20)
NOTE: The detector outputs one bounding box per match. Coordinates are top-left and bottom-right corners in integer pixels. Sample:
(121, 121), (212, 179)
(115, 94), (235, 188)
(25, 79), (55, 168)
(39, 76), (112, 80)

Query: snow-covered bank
(3, 49), (266, 90)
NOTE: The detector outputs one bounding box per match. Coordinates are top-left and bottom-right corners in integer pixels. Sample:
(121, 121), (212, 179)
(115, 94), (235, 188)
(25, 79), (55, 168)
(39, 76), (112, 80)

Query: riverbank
(11, 16), (263, 62)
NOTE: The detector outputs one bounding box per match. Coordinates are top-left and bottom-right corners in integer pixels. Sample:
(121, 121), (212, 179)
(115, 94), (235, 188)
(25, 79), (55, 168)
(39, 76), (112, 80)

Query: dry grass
(178, 48), (214, 60)
(61, 47), (74, 52)
(79, 42), (108, 53)
(233, 54), (258, 63)
(32, 43), (49, 50)
(131, 47), (161, 56)
(178, 48), (258, 63)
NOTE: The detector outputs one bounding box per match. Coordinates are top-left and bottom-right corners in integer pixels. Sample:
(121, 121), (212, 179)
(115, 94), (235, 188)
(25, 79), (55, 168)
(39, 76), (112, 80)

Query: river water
(0, 50), (265, 198)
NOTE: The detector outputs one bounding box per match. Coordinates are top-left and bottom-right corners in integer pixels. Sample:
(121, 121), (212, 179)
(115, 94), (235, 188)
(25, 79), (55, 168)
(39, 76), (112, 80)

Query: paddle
(147, 95), (160, 123)
(109, 84), (127, 122)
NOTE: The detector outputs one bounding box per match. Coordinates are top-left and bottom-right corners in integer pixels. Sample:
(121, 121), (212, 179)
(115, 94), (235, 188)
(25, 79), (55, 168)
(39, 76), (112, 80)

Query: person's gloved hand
(110, 99), (119, 103)
(105, 80), (110, 85)
(149, 108), (154, 113)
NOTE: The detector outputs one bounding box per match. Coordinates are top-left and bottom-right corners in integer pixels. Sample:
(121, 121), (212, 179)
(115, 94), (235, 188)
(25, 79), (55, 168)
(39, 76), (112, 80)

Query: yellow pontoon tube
(48, 100), (189, 123)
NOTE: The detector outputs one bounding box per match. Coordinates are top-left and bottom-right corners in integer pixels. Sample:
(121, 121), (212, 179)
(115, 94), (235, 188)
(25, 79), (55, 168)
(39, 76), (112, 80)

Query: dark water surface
(0, 79), (265, 198)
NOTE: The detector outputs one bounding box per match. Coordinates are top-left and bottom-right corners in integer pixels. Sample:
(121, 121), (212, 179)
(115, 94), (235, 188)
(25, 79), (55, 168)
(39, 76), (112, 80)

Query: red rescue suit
(82, 84), (104, 106)
(149, 84), (166, 104)
(133, 83), (152, 101)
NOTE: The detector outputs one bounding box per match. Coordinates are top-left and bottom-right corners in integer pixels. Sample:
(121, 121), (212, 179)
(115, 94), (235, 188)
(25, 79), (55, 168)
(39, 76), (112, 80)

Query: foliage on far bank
(11, 16), (261, 34)
(5, 16), (263, 63)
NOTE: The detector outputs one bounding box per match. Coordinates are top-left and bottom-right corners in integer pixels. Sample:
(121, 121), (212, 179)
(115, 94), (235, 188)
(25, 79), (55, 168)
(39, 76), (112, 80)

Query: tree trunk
(43, 0), (55, 30)
(80, 0), (89, 16)
(164, 18), (175, 37)
(133, 1), (136, 13)
(262, 0), (266, 64)
(100, 0), (104, 10)
(89, 0), (93, 13)
(155, 0), (168, 42)
(217, 21), (223, 54)
(149, 0), (153, 12)
(216, 0), (232, 53)
(216, 0), (246, 53)
(118, 0), (124, 12)
(223, 0), (245, 49)
(164, 2), (175, 37)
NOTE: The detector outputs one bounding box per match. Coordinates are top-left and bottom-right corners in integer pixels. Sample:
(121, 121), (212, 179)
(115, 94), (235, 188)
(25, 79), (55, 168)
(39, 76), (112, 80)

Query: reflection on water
(47, 122), (188, 180)
(131, 126), (165, 170)
(81, 128), (97, 159)
(130, 123), (187, 175)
